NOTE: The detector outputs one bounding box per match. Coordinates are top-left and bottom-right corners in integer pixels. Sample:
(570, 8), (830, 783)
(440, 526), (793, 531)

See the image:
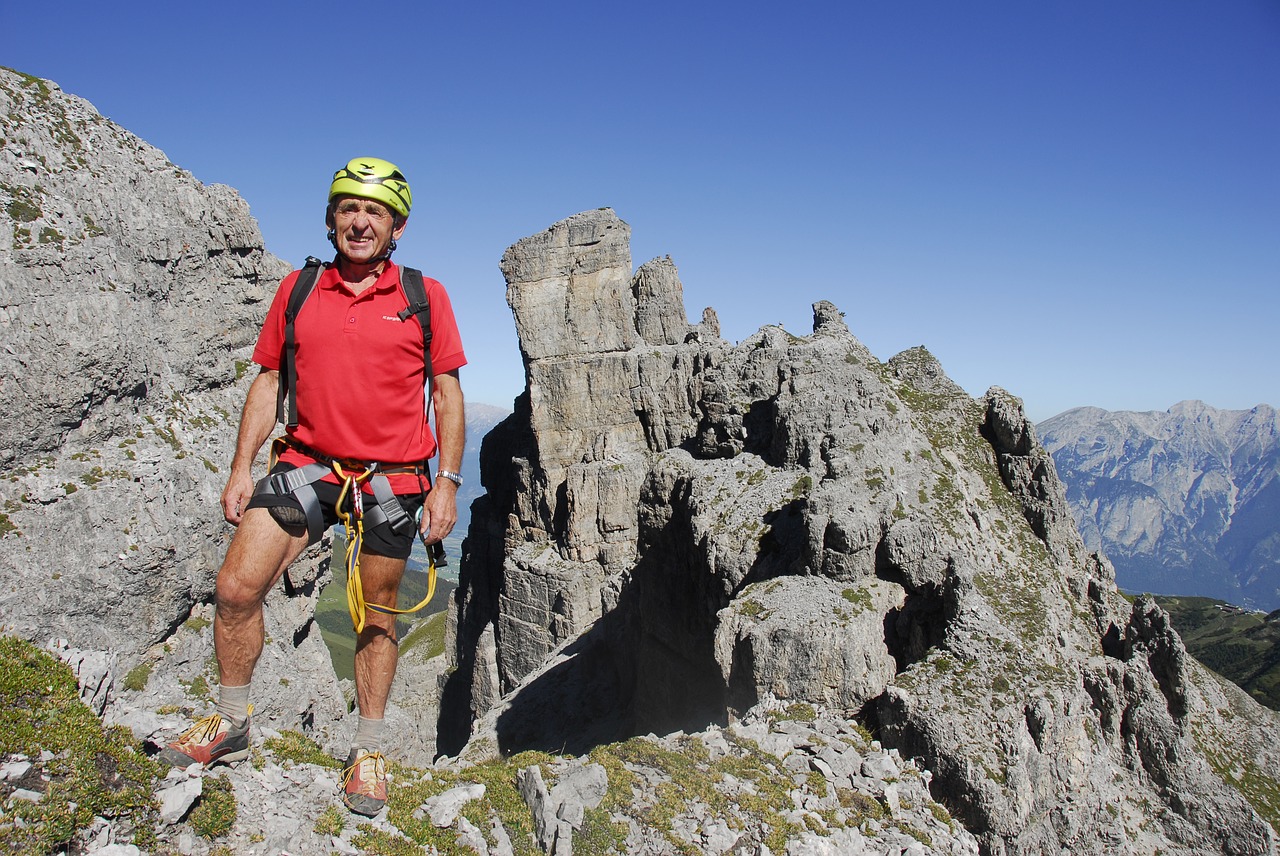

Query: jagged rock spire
(445, 209), (1280, 855)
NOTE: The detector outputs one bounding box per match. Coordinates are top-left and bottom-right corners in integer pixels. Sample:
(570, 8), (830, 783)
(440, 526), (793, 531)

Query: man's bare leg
(352, 551), (408, 720)
(342, 551), (406, 814)
(159, 508), (308, 768)
(214, 507), (310, 687)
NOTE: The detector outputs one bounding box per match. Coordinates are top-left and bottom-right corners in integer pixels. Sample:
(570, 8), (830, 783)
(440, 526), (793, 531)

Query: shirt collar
(320, 260), (402, 296)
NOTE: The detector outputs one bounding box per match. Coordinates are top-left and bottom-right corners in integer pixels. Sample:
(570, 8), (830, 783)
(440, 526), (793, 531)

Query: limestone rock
(0, 67), (346, 744)
(419, 782), (486, 827)
(156, 766), (203, 823)
(446, 210), (1280, 855)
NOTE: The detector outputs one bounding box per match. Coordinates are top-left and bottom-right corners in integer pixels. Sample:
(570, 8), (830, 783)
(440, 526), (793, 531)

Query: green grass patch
(262, 730), (342, 770)
(0, 637), (161, 853)
(314, 804), (346, 836)
(594, 733), (802, 853)
(189, 776), (237, 839)
(382, 752), (549, 855)
(841, 587), (873, 614)
(351, 825), (426, 855)
(401, 610), (448, 659)
(184, 615), (211, 633)
(122, 661), (153, 692)
(780, 702), (817, 722)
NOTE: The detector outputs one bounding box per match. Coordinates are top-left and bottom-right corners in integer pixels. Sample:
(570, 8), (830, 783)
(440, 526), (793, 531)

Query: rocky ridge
(17, 633), (984, 854)
(442, 209), (1280, 855)
(1038, 402), (1280, 610)
(0, 70), (975, 856)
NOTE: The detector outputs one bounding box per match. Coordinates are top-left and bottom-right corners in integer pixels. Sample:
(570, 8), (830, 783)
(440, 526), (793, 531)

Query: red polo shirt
(252, 261), (466, 492)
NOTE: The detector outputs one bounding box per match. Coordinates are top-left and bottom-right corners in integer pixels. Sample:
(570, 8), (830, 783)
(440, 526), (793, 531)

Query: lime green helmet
(328, 157), (412, 218)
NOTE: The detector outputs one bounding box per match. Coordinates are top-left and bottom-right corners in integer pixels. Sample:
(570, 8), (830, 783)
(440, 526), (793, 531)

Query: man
(159, 157), (466, 817)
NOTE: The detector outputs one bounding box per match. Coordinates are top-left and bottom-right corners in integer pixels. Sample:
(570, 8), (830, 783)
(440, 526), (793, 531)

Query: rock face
(0, 68), (348, 744)
(446, 209), (1280, 855)
(1039, 402), (1280, 610)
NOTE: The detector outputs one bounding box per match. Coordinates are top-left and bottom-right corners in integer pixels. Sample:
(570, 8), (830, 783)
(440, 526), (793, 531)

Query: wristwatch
(437, 469), (464, 488)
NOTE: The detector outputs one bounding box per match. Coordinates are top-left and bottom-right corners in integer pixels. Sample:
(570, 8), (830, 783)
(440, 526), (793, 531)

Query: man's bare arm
(421, 369), (464, 544)
(221, 368), (280, 524)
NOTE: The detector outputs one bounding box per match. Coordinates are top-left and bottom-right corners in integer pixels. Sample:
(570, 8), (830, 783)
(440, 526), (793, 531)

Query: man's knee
(216, 510), (303, 612)
(357, 615), (399, 646)
(215, 558), (273, 613)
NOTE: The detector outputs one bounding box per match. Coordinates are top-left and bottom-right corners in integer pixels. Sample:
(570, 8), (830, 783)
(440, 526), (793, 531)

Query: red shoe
(342, 750), (388, 816)
(157, 713), (250, 768)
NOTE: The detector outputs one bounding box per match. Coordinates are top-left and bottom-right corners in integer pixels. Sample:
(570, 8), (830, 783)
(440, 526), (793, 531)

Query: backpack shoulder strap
(397, 267), (435, 416)
(276, 256), (326, 427)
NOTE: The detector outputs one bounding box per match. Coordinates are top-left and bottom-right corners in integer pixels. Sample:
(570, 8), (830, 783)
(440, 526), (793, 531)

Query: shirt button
(349, 317), (356, 323)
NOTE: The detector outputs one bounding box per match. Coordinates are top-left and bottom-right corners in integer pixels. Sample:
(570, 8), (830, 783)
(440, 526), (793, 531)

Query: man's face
(330, 195), (407, 265)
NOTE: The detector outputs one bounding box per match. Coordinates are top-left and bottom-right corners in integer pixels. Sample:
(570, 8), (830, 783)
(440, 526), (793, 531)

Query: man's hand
(222, 469), (256, 525)
(418, 478), (458, 544)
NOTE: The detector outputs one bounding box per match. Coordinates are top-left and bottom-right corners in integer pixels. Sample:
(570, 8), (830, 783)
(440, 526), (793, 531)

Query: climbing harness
(252, 438), (441, 633)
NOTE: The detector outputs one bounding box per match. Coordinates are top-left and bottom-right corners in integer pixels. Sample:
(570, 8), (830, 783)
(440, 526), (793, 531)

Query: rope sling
(332, 460), (437, 634)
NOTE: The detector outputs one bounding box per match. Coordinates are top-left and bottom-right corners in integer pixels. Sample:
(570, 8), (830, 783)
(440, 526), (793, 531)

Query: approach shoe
(342, 749), (389, 816)
(157, 713), (250, 768)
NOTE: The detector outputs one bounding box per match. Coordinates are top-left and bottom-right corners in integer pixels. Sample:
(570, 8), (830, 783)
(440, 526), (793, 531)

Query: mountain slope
(1155, 595), (1280, 711)
(443, 209), (1280, 855)
(0, 66), (350, 750)
(1039, 401), (1280, 610)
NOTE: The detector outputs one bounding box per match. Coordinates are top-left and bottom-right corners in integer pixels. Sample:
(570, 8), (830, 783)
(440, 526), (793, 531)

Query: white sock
(351, 716), (385, 755)
(215, 683), (251, 727)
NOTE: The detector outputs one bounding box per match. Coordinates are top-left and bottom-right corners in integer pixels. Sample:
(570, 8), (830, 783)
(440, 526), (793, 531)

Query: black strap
(253, 462), (412, 542)
(276, 257), (326, 427)
(397, 267), (435, 415)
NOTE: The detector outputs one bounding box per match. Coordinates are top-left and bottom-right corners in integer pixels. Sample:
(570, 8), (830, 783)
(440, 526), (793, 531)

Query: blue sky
(6, 1), (1277, 422)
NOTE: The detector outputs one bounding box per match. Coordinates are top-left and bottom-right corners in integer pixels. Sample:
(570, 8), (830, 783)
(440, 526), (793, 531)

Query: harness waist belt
(280, 438), (426, 476)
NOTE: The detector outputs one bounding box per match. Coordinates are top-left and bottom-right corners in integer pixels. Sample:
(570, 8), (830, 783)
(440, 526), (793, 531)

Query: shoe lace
(172, 705), (252, 750)
(175, 714), (225, 748)
(344, 751), (387, 797)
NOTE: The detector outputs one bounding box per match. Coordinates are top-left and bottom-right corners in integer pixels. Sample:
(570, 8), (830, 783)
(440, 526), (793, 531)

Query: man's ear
(393, 216), (409, 239)
(325, 203), (335, 230)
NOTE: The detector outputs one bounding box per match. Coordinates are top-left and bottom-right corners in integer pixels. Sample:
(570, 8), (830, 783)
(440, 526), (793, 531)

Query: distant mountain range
(457, 402), (512, 508)
(1039, 401), (1280, 610)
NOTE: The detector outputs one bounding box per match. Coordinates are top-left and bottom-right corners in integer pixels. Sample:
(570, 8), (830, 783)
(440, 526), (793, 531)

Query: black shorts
(246, 462), (426, 559)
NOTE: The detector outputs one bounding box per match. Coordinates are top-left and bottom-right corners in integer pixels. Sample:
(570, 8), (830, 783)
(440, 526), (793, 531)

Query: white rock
(882, 783), (901, 816)
(158, 775), (202, 823)
(456, 815), (489, 854)
(330, 835), (360, 855)
(0, 760), (32, 780)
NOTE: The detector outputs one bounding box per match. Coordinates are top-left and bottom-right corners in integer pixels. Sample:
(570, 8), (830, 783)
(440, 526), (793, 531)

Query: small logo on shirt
(382, 315), (401, 322)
